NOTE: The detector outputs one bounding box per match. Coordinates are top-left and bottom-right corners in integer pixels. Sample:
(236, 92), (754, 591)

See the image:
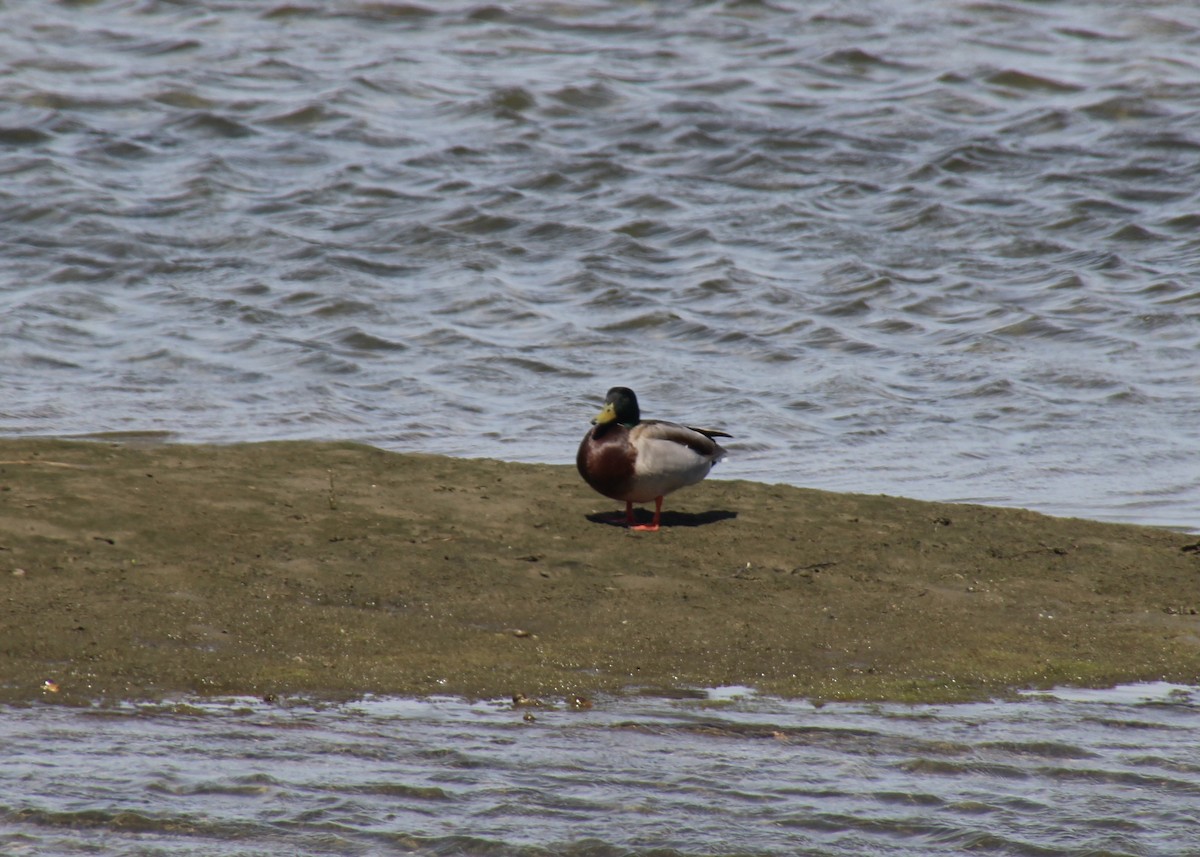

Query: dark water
(0, 1), (1197, 528)
(3, 684), (1200, 856)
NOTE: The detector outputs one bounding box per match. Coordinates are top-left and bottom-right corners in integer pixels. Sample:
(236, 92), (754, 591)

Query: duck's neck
(593, 421), (627, 440)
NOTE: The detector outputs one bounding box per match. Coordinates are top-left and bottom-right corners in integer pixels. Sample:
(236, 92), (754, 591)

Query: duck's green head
(592, 386), (641, 427)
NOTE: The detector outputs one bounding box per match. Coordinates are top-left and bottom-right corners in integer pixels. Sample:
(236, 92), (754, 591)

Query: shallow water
(3, 683), (1199, 856)
(1, 1), (1199, 528)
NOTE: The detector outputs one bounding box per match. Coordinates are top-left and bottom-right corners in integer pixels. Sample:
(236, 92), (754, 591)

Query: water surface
(3, 684), (1199, 856)
(1, 1), (1198, 527)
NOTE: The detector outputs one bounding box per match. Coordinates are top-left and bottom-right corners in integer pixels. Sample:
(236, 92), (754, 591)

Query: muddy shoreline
(1, 438), (1197, 706)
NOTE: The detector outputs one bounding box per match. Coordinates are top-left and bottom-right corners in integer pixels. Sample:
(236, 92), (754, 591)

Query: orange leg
(597, 502), (634, 526)
(631, 496), (663, 532)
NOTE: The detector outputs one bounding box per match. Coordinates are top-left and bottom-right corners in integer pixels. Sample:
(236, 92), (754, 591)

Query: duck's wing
(634, 420), (728, 460)
(685, 425), (732, 440)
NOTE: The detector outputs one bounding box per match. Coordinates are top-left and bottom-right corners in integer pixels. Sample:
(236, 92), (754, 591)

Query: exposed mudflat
(1, 439), (1197, 705)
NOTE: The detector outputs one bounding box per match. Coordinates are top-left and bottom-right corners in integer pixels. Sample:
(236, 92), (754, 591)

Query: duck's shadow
(586, 509), (738, 529)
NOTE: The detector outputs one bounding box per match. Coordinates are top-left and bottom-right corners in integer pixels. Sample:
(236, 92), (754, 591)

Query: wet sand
(1, 438), (1197, 706)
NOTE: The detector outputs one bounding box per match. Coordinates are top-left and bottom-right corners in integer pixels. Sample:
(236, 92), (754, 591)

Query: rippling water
(1, 0), (1198, 527)
(3, 684), (1199, 856)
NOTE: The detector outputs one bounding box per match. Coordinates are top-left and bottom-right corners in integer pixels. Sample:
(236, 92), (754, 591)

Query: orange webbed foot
(628, 497), (664, 532)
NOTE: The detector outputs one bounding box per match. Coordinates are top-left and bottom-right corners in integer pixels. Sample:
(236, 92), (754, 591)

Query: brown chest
(576, 426), (637, 500)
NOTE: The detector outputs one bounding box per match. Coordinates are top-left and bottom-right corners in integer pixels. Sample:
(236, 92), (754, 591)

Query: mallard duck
(576, 386), (730, 531)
